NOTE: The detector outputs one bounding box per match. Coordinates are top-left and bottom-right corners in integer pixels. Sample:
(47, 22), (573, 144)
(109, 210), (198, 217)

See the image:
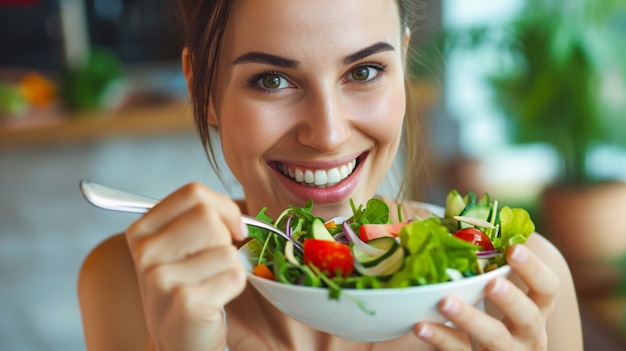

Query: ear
(182, 47), (219, 127)
(182, 47), (193, 97)
(402, 27), (411, 66)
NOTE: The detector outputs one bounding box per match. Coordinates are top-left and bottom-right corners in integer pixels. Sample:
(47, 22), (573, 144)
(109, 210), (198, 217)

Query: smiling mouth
(275, 157), (361, 188)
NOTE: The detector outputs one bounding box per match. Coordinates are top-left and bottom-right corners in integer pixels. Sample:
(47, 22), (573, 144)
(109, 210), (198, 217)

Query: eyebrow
(342, 42), (395, 65)
(231, 41), (396, 68)
(231, 52), (300, 68)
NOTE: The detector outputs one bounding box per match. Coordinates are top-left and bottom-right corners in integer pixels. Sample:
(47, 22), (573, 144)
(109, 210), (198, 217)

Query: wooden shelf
(0, 100), (195, 148)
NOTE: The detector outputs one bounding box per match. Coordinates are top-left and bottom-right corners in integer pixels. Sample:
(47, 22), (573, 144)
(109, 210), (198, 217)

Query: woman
(78, 0), (583, 350)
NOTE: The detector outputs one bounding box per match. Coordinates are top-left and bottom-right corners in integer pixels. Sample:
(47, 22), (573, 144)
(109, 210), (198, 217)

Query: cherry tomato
(303, 239), (354, 278)
(359, 222), (409, 242)
(453, 227), (495, 251)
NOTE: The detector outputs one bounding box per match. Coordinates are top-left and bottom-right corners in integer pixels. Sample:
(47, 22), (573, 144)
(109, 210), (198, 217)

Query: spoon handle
(80, 179), (157, 213)
(79, 179), (304, 251)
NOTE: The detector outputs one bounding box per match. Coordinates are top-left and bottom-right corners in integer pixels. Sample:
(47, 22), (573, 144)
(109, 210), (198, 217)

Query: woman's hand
(413, 244), (559, 350)
(125, 183), (248, 351)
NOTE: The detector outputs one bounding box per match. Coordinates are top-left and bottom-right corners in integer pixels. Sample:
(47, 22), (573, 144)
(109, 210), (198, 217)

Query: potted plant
(442, 0), (626, 340)
(485, 0), (626, 186)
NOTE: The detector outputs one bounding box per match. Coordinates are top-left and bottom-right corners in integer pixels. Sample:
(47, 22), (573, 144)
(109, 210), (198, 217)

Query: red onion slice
(476, 250), (502, 259)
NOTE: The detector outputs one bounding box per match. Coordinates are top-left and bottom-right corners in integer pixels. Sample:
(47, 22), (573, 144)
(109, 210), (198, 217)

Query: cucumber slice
(463, 192), (477, 207)
(310, 217), (334, 241)
(445, 189), (467, 218)
(354, 245), (404, 277)
(352, 237), (398, 268)
(458, 203), (492, 229)
(477, 193), (491, 205)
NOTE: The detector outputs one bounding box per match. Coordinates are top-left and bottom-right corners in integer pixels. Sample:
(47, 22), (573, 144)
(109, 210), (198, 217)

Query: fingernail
(510, 245), (528, 263)
(490, 278), (508, 296)
(441, 297), (460, 315)
(239, 222), (249, 240)
(417, 324), (433, 339)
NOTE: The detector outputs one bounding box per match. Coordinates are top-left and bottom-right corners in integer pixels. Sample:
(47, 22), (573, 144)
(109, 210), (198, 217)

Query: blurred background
(0, 0), (625, 350)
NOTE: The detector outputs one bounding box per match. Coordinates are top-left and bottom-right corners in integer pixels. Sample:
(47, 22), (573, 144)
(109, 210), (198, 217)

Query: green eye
(351, 67), (371, 81)
(262, 75), (286, 89)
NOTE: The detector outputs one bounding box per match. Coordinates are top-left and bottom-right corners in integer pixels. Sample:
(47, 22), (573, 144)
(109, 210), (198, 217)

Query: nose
(295, 87), (352, 152)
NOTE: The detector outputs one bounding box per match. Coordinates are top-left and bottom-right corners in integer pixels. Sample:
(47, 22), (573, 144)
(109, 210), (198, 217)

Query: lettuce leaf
(387, 218), (478, 287)
(498, 206), (535, 251)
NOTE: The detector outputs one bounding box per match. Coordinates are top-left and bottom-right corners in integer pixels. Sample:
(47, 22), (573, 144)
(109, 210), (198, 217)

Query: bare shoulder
(78, 233), (148, 351)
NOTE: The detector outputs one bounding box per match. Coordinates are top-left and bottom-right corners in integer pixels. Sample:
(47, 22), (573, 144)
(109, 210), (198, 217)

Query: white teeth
(295, 169), (304, 182)
(327, 168), (341, 184)
(279, 159), (357, 187)
(314, 170), (327, 185)
(340, 165), (348, 179)
(304, 170), (314, 184)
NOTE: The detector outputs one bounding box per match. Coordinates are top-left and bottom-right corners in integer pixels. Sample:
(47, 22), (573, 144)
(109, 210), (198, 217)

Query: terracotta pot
(540, 181), (626, 298)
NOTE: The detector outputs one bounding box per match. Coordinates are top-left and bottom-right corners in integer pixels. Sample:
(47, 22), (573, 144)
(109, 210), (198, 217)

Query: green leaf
(499, 206), (535, 251)
(354, 275), (382, 289)
(272, 251), (301, 284)
(246, 239), (265, 258)
(362, 198), (390, 223)
(390, 218), (478, 287)
(351, 198), (390, 225)
(255, 207), (274, 223)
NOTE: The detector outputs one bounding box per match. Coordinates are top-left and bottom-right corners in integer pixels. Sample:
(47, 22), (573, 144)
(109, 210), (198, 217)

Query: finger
(132, 203), (233, 268)
(129, 183), (244, 240)
(484, 277), (545, 341)
(507, 245), (559, 315)
(144, 245), (244, 292)
(437, 296), (513, 351)
(172, 264), (248, 312)
(414, 321), (472, 350)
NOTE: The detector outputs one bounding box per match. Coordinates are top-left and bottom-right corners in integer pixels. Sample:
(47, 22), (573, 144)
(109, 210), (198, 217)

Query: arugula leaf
(350, 198), (391, 232)
(361, 198), (390, 224)
(300, 265), (322, 287)
(246, 238), (265, 259)
(272, 251), (307, 285)
(255, 207), (274, 223)
(248, 207), (276, 258)
(354, 275), (382, 289)
(274, 200), (315, 226)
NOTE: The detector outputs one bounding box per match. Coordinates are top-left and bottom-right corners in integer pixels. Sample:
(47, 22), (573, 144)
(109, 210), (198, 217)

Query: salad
(246, 189), (535, 303)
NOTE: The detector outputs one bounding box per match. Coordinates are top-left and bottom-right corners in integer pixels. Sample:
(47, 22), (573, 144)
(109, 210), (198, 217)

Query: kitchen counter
(0, 99), (194, 148)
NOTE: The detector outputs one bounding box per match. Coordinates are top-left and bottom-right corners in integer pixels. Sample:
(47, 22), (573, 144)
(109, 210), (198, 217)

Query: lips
(270, 153), (366, 204)
(276, 159), (357, 187)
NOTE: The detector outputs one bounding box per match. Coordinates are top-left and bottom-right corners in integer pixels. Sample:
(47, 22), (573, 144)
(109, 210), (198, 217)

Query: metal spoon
(79, 179), (304, 252)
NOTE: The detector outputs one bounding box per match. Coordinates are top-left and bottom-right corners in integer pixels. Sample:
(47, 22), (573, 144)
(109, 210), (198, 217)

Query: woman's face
(212, 0), (408, 219)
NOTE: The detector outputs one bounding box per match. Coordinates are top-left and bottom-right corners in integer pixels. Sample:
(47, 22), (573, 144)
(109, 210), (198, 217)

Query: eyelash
(345, 63), (387, 85)
(247, 70), (289, 91)
(246, 63), (388, 93)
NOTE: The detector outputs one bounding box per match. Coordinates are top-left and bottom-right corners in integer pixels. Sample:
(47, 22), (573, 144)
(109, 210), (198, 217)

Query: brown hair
(178, 0), (427, 201)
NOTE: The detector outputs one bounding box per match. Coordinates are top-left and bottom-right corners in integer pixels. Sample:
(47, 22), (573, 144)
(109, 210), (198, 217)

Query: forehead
(223, 0), (402, 63)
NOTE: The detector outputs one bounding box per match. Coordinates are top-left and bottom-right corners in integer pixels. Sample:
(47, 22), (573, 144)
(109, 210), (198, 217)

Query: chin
(309, 202), (353, 220)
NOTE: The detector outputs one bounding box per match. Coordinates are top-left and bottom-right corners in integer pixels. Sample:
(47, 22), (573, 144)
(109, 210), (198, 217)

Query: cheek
(358, 86), (406, 145)
(217, 101), (291, 172)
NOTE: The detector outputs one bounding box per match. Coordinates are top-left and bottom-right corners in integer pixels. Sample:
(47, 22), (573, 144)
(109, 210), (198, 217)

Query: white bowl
(239, 244), (511, 342)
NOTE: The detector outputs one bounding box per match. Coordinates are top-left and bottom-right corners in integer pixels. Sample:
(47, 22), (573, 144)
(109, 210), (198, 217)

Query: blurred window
(0, 0), (181, 70)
